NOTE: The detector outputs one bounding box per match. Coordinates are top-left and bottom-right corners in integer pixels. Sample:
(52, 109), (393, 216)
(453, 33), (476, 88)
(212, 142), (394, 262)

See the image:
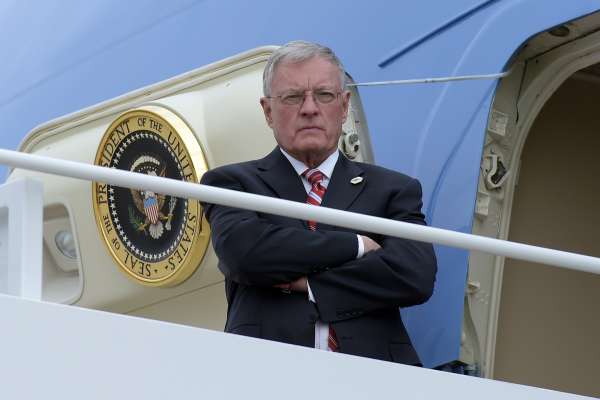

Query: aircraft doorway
(465, 14), (600, 398)
(493, 71), (600, 397)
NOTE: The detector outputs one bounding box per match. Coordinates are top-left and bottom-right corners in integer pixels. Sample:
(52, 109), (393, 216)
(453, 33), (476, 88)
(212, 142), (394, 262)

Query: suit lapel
(257, 147), (307, 203)
(319, 154), (365, 231)
(256, 149), (365, 231)
(257, 148), (308, 228)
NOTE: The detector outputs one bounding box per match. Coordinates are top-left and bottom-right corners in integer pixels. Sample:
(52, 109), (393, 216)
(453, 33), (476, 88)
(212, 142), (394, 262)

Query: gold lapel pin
(350, 176), (363, 185)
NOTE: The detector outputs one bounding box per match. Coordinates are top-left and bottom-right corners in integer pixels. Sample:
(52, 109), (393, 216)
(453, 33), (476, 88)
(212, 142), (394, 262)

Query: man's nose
(299, 92), (319, 115)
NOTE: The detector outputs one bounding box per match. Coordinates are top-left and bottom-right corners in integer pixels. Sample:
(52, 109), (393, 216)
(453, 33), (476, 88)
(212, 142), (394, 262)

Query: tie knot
(304, 169), (324, 185)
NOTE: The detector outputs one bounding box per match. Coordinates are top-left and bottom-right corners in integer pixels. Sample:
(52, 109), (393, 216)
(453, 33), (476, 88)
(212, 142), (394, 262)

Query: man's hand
(289, 276), (308, 292)
(360, 235), (381, 253)
(273, 277), (308, 293)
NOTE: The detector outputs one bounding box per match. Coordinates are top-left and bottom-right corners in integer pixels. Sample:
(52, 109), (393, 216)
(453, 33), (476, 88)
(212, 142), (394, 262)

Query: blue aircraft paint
(377, 0), (499, 68)
(1, 0), (598, 368)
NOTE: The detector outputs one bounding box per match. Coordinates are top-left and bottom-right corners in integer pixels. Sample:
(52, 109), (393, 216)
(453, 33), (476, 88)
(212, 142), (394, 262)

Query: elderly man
(201, 40), (436, 365)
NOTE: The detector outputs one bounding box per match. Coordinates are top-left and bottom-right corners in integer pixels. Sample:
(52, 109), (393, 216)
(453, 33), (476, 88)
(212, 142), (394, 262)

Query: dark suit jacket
(200, 148), (437, 365)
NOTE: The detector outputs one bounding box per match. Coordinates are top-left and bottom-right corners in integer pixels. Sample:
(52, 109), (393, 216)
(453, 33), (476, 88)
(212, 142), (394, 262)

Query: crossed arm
(201, 167), (437, 322)
(274, 236), (380, 292)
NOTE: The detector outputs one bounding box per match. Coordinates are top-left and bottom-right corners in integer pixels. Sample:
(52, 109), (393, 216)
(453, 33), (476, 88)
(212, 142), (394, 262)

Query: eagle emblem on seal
(128, 155), (177, 239)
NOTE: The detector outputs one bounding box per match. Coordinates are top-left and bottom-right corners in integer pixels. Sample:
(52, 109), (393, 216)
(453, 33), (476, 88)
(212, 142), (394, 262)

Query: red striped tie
(304, 169), (326, 231)
(303, 168), (339, 352)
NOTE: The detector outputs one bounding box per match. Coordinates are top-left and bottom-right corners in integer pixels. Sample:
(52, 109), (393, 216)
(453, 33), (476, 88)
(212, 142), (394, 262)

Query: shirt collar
(279, 148), (339, 179)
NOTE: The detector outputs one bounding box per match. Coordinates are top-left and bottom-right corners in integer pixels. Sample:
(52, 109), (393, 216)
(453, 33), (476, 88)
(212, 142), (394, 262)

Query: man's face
(260, 56), (351, 163)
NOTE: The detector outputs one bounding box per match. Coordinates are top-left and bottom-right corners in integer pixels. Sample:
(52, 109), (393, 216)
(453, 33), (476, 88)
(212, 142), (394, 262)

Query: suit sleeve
(308, 178), (437, 322)
(201, 167), (359, 286)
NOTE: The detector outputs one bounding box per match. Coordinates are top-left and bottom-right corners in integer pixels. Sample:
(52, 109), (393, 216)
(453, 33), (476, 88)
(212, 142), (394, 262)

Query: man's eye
(282, 94), (303, 104)
(315, 91), (336, 103)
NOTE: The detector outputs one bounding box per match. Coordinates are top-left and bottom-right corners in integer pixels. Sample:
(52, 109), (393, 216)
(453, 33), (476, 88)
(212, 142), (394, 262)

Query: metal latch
(483, 153), (509, 190)
(341, 130), (360, 159)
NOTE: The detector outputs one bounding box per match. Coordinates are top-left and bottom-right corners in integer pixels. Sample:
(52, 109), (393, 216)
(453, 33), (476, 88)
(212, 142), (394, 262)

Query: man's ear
(260, 97), (274, 128)
(341, 90), (351, 123)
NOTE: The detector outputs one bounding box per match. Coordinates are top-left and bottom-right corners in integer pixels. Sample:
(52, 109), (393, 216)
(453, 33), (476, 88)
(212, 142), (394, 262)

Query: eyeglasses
(267, 89), (341, 106)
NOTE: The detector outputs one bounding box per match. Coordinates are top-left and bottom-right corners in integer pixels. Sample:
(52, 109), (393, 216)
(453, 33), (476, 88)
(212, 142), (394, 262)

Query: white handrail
(1, 148), (599, 276)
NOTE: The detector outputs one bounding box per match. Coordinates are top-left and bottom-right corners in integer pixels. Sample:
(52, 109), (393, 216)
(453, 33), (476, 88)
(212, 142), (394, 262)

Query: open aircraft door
(466, 12), (600, 396)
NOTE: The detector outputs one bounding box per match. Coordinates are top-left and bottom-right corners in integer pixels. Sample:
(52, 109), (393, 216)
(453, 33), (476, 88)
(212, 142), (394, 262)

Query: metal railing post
(0, 177), (43, 299)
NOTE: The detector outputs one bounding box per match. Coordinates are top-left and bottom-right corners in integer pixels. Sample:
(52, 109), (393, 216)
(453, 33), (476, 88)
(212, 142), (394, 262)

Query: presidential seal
(92, 106), (210, 287)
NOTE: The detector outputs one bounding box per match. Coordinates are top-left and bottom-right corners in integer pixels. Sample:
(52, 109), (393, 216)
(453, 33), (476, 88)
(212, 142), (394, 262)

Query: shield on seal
(143, 194), (160, 224)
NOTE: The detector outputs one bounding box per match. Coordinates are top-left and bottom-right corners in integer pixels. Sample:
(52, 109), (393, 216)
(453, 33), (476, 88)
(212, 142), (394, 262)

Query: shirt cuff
(356, 234), (364, 259)
(307, 280), (316, 303)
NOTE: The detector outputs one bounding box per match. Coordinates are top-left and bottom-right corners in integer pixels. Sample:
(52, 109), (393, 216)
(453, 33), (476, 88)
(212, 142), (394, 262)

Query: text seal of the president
(92, 106), (210, 287)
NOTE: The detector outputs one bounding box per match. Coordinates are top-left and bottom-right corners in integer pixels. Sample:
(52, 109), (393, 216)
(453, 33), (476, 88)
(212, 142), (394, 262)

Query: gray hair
(263, 40), (347, 96)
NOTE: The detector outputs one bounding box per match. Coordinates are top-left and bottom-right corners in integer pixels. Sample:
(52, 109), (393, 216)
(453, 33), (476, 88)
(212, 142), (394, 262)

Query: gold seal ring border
(92, 106), (210, 287)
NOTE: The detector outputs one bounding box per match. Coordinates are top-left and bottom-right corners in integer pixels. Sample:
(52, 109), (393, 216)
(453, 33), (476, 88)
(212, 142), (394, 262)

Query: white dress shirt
(280, 148), (364, 350)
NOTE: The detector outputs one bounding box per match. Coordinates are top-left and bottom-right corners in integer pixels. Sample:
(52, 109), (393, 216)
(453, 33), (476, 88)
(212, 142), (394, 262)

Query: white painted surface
(0, 294), (592, 400)
(7, 48), (279, 312)
(0, 178), (43, 299)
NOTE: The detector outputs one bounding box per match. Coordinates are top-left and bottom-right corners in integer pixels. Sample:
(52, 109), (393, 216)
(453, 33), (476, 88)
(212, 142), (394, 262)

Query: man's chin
(291, 144), (336, 161)
(296, 143), (330, 154)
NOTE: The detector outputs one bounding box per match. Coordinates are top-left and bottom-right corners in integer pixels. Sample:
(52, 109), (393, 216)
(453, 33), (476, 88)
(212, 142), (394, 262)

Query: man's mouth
(298, 126), (323, 132)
